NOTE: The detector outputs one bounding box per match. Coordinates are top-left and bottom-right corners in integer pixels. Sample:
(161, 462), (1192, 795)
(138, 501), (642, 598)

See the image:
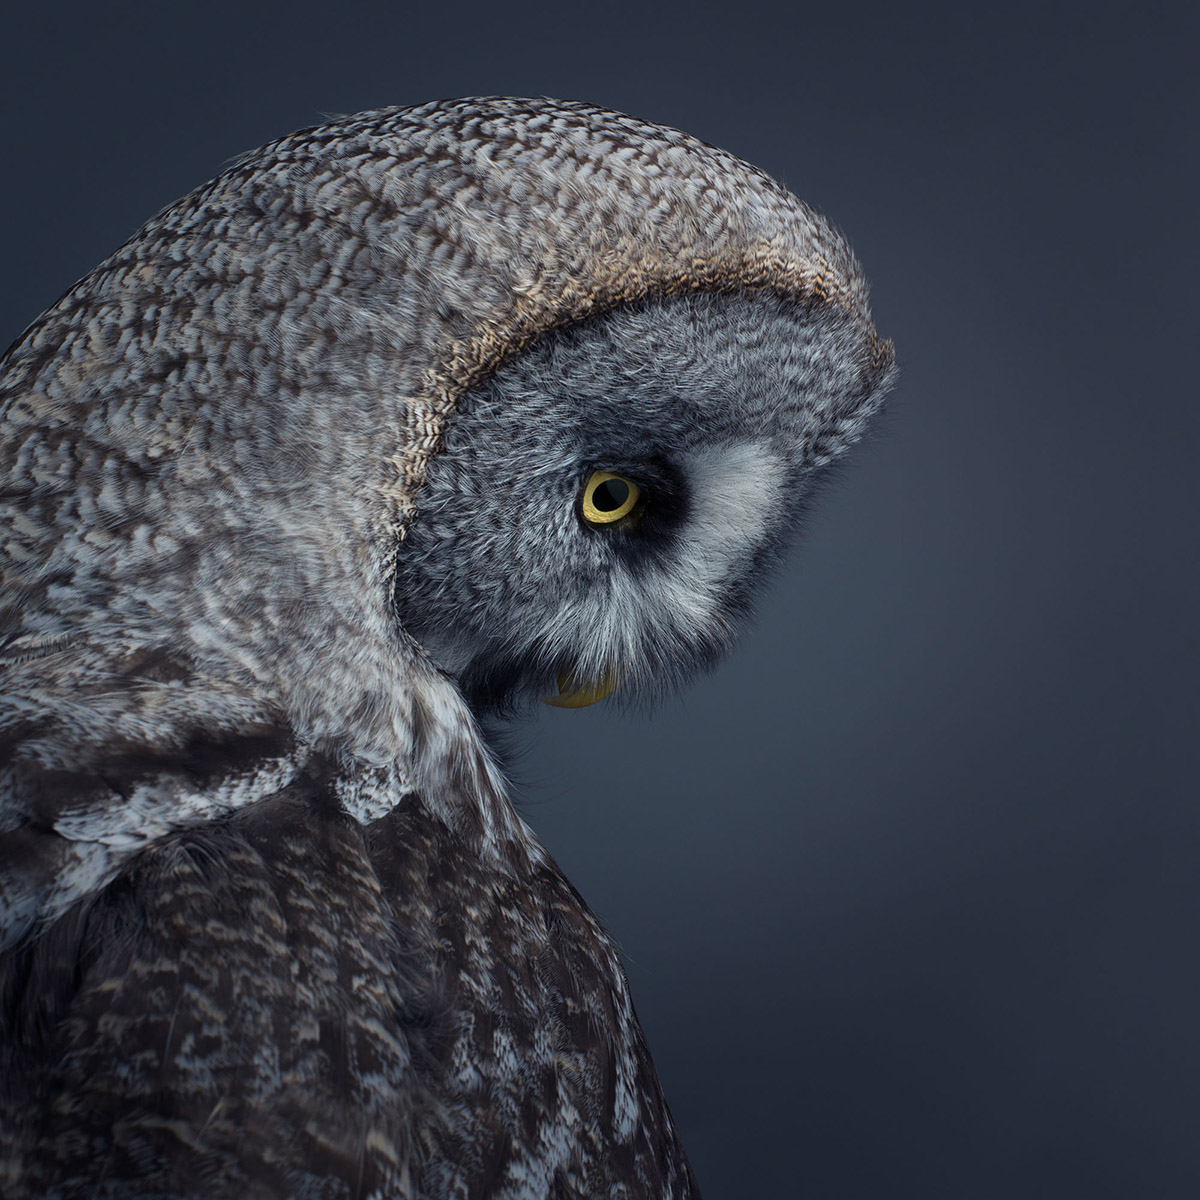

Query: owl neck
(0, 632), (540, 954)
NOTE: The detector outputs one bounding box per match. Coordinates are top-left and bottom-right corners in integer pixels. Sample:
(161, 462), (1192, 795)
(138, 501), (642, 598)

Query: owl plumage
(0, 99), (894, 1197)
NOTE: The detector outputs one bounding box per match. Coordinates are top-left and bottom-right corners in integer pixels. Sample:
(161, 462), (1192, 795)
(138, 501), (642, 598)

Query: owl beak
(541, 669), (619, 708)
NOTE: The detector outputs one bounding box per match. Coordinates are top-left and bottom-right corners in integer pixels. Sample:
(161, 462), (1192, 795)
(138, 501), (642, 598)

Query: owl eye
(581, 471), (641, 526)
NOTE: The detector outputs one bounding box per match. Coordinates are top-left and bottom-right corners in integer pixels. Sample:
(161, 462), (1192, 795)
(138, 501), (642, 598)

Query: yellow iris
(581, 471), (640, 525)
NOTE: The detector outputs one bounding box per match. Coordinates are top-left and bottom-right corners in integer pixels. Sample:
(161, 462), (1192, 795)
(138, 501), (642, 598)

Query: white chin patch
(670, 439), (783, 620)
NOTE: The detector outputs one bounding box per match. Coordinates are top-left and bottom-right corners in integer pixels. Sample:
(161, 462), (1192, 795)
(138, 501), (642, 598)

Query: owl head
(378, 102), (894, 714)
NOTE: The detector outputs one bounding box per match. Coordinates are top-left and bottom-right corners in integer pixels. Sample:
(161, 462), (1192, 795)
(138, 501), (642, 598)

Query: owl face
(393, 290), (880, 714)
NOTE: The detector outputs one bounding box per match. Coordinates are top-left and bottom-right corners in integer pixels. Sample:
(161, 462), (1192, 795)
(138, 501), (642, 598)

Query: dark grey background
(3, 2), (1196, 1195)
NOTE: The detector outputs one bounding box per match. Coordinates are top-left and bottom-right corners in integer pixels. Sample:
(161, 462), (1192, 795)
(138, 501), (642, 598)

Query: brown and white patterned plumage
(0, 98), (894, 1197)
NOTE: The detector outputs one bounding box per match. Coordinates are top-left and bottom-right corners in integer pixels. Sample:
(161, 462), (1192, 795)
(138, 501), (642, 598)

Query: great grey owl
(0, 98), (894, 1197)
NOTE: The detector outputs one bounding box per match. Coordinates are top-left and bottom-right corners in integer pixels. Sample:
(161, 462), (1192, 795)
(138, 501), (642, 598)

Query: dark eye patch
(577, 455), (690, 571)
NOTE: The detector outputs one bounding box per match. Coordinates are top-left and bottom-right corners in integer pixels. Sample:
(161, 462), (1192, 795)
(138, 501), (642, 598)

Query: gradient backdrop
(3, 3), (1196, 1195)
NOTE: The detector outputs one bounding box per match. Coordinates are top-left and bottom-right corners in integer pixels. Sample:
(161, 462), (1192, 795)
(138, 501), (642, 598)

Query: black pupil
(592, 478), (630, 512)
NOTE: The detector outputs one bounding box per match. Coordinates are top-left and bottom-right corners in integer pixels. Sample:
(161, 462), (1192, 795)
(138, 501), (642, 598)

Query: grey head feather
(0, 97), (893, 946)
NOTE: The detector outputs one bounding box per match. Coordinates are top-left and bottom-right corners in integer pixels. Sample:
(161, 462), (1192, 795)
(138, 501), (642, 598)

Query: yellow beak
(541, 669), (619, 708)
